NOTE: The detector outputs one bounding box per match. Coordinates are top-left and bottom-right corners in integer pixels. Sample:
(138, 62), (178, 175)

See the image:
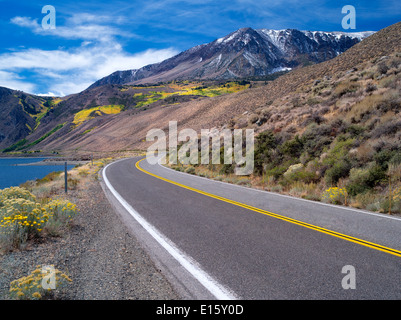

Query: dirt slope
(35, 22), (401, 153)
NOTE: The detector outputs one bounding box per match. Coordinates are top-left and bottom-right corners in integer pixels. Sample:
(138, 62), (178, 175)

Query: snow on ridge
(216, 28), (375, 50)
(271, 66), (292, 73)
(329, 31), (376, 40)
(215, 29), (252, 45)
(223, 31), (240, 43)
(186, 43), (207, 53)
(299, 30), (375, 41)
(257, 29), (288, 52)
(258, 28), (375, 43)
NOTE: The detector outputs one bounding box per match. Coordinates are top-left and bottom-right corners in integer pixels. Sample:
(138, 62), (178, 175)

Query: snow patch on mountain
(243, 51), (260, 67)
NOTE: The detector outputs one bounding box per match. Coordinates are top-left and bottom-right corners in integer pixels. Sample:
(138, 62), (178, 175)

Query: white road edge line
(157, 162), (401, 222)
(102, 159), (238, 301)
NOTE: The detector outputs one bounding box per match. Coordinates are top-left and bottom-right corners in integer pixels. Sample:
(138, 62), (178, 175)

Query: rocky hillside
(0, 81), (252, 153)
(90, 28), (373, 88)
(171, 22), (401, 214)
(1, 22), (399, 158)
(173, 49), (401, 213)
(0, 88), (58, 150)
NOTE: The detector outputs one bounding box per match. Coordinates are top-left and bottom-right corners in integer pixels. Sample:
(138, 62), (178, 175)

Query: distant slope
(24, 22), (399, 154)
(89, 28), (373, 88)
(1, 22), (399, 155)
(0, 88), (57, 150)
(0, 81), (251, 153)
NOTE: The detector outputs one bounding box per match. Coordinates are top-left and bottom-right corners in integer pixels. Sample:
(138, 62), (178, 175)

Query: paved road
(102, 157), (401, 300)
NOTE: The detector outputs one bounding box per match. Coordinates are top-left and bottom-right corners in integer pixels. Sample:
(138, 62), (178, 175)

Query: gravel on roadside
(0, 175), (180, 300)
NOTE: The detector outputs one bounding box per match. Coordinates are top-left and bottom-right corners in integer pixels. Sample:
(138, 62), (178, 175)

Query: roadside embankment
(0, 155), (180, 300)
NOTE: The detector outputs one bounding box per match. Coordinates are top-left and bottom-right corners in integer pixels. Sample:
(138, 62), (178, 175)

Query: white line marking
(102, 159), (238, 300)
(156, 162), (401, 222)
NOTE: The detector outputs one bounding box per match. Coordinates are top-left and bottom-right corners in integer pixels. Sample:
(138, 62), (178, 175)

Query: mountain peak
(89, 27), (374, 88)
(214, 27), (257, 45)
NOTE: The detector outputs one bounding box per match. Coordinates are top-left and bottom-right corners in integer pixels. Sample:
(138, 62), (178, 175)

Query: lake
(0, 158), (75, 189)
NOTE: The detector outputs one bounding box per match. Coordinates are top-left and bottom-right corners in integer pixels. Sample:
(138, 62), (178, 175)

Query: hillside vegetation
(174, 51), (401, 214)
(1, 80), (250, 154)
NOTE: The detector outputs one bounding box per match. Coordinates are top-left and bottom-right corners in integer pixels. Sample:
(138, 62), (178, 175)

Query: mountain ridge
(2, 21), (399, 155)
(89, 27), (374, 88)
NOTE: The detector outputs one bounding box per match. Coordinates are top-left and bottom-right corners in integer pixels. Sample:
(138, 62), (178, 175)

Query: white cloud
(0, 43), (178, 96)
(4, 12), (179, 96)
(0, 71), (36, 93)
(10, 15), (132, 42)
(10, 16), (41, 30)
(36, 92), (57, 97)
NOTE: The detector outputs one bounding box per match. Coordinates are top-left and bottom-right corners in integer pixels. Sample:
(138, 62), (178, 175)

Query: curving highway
(101, 156), (401, 300)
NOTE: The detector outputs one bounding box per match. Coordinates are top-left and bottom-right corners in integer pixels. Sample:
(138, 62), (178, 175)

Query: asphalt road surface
(102, 157), (401, 300)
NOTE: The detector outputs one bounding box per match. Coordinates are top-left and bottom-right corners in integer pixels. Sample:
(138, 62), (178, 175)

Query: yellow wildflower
(32, 292), (42, 299)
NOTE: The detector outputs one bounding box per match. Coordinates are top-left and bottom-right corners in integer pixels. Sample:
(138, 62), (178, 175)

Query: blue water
(0, 158), (75, 189)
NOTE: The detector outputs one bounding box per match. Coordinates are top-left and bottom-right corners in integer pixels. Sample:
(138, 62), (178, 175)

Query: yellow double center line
(136, 158), (401, 258)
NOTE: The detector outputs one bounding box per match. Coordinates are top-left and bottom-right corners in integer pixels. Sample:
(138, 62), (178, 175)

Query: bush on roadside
(185, 167), (196, 174)
(0, 186), (36, 205)
(324, 160), (352, 185)
(321, 187), (348, 205)
(346, 164), (387, 196)
(0, 187), (78, 252)
(9, 265), (72, 300)
(379, 186), (401, 214)
(349, 191), (380, 211)
(35, 171), (62, 186)
(283, 169), (318, 186)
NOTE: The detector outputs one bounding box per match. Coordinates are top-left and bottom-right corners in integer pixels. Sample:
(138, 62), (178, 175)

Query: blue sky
(0, 0), (400, 96)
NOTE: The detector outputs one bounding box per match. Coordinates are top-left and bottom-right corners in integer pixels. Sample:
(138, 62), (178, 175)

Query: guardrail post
(65, 161), (68, 193)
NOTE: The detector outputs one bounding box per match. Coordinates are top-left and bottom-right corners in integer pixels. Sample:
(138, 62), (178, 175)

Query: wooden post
(344, 190), (347, 206)
(65, 161), (68, 194)
(389, 176), (392, 215)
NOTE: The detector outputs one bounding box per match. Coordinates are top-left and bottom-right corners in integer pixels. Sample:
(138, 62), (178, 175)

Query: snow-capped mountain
(90, 27), (375, 88)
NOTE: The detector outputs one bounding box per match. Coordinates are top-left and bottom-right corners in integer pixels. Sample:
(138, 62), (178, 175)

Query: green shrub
(280, 135), (305, 159)
(345, 125), (365, 138)
(325, 160), (351, 185)
(351, 191), (381, 211)
(254, 131), (278, 175)
(2, 139), (28, 153)
(380, 186), (401, 214)
(380, 199), (400, 213)
(347, 164), (387, 196)
(390, 152), (401, 165)
(284, 169), (318, 184)
(219, 164), (234, 175)
(266, 166), (287, 181)
(322, 137), (355, 166)
(374, 149), (394, 170)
